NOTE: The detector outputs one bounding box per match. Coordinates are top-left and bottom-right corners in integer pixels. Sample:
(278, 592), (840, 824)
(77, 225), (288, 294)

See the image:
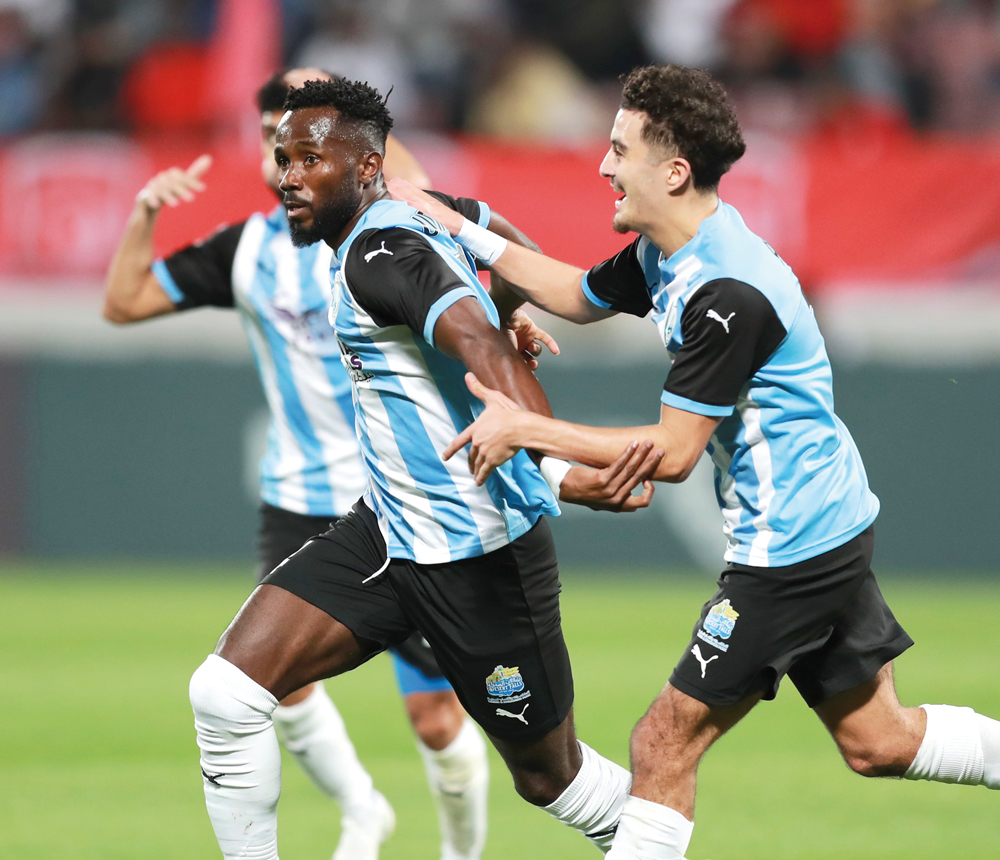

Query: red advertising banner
(2, 130), (998, 291)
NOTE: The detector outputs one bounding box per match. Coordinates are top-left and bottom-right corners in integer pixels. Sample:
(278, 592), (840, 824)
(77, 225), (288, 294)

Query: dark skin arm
(433, 297), (662, 511)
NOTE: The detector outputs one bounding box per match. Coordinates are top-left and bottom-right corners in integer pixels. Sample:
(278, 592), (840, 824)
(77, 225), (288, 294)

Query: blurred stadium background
(0, 1), (998, 858)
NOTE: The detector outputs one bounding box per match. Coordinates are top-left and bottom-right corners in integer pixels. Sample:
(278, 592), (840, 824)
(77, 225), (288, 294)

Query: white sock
(905, 704), (1000, 789)
(544, 741), (632, 854)
(189, 654), (281, 860)
(606, 796), (693, 860)
(417, 717), (489, 860)
(272, 683), (376, 818)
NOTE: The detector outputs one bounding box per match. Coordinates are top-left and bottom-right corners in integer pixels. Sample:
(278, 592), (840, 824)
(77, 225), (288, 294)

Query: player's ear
(664, 156), (693, 194)
(359, 151), (383, 187)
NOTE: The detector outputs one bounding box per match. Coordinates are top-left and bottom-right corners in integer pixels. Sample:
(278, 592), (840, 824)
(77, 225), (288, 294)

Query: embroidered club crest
(703, 599), (739, 641)
(486, 665), (524, 698)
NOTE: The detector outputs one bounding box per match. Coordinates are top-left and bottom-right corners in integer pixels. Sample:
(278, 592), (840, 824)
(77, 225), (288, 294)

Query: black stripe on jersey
(584, 237), (654, 318)
(161, 221), (246, 310)
(664, 278), (787, 410)
(344, 227), (471, 336)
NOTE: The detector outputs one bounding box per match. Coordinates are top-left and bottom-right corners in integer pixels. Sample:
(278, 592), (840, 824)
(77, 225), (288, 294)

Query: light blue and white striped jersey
(583, 201), (879, 567)
(328, 197), (560, 564)
(153, 205), (367, 517)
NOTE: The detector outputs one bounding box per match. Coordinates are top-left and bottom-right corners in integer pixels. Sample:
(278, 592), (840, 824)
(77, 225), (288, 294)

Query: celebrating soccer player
(105, 68), (491, 860)
(184, 76), (663, 860)
(390, 64), (1000, 860)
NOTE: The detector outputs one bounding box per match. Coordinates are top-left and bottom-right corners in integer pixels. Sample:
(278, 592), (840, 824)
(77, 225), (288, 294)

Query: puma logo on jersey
(706, 309), (735, 333)
(495, 703), (530, 724)
(364, 241), (393, 262)
(691, 644), (719, 679)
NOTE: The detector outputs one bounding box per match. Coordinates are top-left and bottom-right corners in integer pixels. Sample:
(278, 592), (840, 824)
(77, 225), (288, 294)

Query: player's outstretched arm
(444, 373), (716, 486)
(388, 178), (613, 325)
(103, 155), (212, 324)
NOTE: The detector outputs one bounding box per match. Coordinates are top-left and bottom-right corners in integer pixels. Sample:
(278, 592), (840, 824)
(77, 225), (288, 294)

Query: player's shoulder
(347, 226), (432, 266)
(694, 203), (803, 324)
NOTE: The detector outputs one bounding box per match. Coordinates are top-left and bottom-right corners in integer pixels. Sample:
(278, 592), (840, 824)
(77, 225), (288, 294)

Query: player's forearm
(512, 413), (692, 482)
(487, 244), (594, 323)
(103, 203), (160, 323)
(485, 213), (541, 321)
(466, 339), (553, 418)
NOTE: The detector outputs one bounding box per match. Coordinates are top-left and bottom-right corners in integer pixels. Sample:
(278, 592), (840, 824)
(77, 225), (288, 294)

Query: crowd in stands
(2, 0), (999, 140)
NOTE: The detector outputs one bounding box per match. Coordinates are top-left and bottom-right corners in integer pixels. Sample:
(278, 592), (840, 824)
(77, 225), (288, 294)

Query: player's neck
(329, 186), (392, 249)
(645, 191), (719, 257)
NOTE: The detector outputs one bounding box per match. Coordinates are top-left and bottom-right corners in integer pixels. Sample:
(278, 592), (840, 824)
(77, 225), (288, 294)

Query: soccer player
(104, 68), (493, 860)
(390, 64), (1000, 860)
(186, 76), (664, 860)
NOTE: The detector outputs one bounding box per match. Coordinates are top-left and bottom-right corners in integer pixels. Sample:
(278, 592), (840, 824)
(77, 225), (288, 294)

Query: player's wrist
(539, 456), (572, 496)
(456, 218), (508, 265)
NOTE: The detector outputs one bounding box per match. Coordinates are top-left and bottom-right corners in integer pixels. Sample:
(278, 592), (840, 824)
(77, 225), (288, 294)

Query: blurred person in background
(101, 67), (492, 860)
(391, 62), (1000, 860)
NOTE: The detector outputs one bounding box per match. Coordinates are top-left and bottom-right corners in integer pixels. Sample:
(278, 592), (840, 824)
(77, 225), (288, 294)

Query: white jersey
(152, 205), (367, 517)
(328, 194), (560, 564)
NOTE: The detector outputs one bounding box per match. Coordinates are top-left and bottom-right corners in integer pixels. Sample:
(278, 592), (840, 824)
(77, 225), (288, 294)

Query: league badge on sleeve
(486, 665), (531, 705)
(696, 599), (739, 653)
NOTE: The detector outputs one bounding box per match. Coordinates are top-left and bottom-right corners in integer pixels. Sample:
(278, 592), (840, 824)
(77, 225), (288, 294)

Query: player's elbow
(654, 451), (699, 483)
(102, 297), (134, 324)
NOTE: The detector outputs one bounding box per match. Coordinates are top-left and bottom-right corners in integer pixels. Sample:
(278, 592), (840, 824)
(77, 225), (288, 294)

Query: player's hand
(504, 308), (560, 370)
(136, 154), (212, 215)
(386, 177), (464, 236)
(557, 441), (663, 512)
(443, 372), (525, 484)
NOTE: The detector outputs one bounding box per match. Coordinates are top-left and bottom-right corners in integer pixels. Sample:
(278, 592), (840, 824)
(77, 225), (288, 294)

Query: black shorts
(263, 500), (574, 739)
(257, 502), (445, 682)
(670, 526), (913, 708)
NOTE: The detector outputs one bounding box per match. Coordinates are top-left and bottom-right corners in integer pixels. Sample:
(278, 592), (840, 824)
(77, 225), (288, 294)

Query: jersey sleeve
(344, 227), (479, 348)
(662, 279), (788, 417)
(581, 238), (654, 317)
(425, 190), (491, 227)
(151, 221), (246, 310)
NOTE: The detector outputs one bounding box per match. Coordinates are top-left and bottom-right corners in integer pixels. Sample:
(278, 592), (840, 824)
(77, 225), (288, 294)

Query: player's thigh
(217, 583), (376, 700)
(224, 502), (414, 699)
(256, 502), (335, 582)
(787, 564), (913, 708)
(389, 517), (573, 743)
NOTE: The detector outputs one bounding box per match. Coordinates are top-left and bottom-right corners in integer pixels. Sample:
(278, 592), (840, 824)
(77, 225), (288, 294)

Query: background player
(188, 76), (664, 860)
(103, 68), (490, 860)
(390, 64), (1000, 860)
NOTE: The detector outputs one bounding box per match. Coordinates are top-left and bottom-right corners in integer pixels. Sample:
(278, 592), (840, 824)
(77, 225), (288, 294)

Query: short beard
(288, 178), (364, 248)
(612, 212), (636, 234)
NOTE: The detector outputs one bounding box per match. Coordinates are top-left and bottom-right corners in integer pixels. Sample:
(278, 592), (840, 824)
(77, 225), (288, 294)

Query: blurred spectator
(293, 1), (421, 127)
(638, 0), (740, 68)
(0, 8), (45, 136)
(467, 42), (610, 142)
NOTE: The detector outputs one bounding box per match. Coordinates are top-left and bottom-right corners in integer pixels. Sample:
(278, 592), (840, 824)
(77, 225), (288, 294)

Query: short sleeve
(662, 278), (787, 417)
(425, 190), (490, 227)
(582, 238), (653, 317)
(152, 221), (245, 310)
(344, 227), (478, 347)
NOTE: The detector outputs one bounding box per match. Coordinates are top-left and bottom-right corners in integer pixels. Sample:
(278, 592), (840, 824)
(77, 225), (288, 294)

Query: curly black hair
(620, 65), (745, 191)
(283, 78), (394, 154)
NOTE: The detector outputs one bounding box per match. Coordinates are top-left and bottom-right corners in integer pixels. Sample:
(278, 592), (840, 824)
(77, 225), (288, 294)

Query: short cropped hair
(283, 78), (394, 154)
(620, 65), (746, 191)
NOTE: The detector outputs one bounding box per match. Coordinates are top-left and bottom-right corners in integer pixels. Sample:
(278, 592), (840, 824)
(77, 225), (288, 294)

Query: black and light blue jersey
(152, 205), (367, 517)
(329, 197), (560, 564)
(583, 201), (879, 567)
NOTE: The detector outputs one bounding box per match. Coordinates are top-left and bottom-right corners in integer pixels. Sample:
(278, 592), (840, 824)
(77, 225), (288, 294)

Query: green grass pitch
(1, 563), (997, 859)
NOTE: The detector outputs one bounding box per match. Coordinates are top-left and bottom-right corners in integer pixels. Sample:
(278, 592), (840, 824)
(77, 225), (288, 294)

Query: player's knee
(509, 767), (568, 807)
(406, 692), (464, 750)
(190, 654), (270, 724)
(838, 740), (910, 778)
